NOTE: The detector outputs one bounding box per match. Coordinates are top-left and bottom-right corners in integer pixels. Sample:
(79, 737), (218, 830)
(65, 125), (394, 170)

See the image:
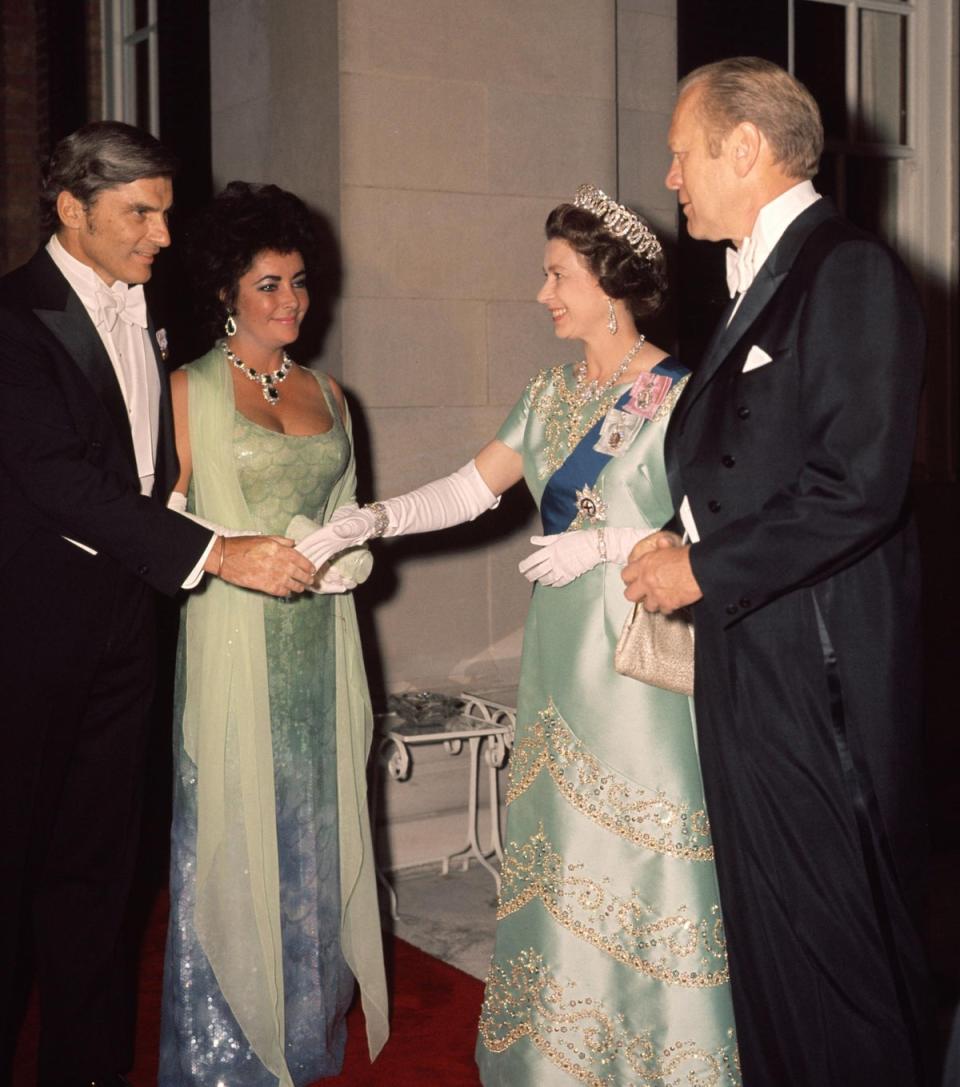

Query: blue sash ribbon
(540, 359), (688, 535)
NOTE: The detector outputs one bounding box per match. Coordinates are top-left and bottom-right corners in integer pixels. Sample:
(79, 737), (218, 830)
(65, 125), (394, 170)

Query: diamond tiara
(572, 183), (663, 260)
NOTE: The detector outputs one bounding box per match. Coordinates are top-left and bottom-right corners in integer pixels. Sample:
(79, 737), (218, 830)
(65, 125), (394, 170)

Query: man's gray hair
(679, 57), (823, 180)
(40, 120), (177, 231)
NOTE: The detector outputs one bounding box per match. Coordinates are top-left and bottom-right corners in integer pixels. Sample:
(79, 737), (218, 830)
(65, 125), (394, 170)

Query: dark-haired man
(624, 58), (932, 1085)
(0, 122), (314, 1085)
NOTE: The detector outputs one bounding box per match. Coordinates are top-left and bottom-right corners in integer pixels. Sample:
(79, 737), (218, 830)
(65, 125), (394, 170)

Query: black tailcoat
(0, 249), (210, 1078)
(666, 200), (933, 1086)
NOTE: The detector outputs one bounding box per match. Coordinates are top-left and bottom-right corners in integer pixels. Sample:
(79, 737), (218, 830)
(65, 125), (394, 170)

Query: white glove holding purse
(519, 526), (654, 588)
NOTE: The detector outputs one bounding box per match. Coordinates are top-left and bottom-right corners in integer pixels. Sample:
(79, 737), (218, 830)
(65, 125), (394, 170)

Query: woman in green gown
(299, 185), (740, 1086)
(159, 183), (387, 1085)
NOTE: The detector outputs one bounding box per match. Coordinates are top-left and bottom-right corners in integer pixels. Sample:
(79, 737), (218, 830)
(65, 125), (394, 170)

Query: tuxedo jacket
(666, 195), (927, 886)
(0, 248), (211, 595)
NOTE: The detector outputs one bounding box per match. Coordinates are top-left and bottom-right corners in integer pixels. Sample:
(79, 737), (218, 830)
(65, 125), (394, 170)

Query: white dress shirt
(47, 234), (161, 495)
(726, 180), (821, 322)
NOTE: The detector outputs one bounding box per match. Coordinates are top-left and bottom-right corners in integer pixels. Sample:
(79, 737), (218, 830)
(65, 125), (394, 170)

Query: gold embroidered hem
(498, 824), (728, 987)
(507, 701), (714, 861)
(478, 949), (741, 1087)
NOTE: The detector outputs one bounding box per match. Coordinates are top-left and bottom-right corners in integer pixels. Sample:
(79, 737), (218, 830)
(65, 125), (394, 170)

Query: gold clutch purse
(614, 604), (695, 696)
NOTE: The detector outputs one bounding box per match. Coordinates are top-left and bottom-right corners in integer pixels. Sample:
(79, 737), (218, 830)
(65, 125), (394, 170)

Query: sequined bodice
(233, 408), (349, 535)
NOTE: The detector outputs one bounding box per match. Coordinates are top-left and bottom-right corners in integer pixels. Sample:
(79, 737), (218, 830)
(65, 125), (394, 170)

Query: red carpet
(13, 890), (484, 1086)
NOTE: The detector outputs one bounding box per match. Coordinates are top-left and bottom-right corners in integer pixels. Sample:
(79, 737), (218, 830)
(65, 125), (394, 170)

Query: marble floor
(383, 860), (500, 980)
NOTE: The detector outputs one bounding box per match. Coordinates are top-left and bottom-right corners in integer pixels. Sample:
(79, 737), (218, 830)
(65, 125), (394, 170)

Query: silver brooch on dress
(574, 483), (607, 525)
(594, 409), (645, 457)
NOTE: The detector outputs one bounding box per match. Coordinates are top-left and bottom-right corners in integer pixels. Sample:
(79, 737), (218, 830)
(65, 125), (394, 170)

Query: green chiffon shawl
(180, 348), (388, 1083)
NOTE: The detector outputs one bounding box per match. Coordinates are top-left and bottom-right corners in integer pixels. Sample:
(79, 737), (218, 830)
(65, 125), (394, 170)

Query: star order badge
(574, 483), (607, 526)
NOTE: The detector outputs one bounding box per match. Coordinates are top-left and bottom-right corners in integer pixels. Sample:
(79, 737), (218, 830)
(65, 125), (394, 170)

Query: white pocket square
(742, 345), (773, 372)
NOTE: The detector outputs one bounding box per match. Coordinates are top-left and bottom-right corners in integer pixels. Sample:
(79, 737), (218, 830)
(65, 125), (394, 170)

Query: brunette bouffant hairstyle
(544, 203), (667, 326)
(185, 181), (319, 337)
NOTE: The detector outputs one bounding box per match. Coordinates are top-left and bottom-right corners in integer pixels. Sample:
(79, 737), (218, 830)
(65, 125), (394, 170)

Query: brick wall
(1, 0), (43, 272)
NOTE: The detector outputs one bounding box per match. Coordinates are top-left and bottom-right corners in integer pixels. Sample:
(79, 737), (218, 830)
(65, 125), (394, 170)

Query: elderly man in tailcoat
(624, 57), (933, 1086)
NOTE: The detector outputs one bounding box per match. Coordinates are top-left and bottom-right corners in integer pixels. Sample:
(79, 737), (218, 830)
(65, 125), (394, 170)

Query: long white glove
(286, 514), (373, 594)
(519, 526), (654, 588)
(295, 460), (500, 570)
(166, 490), (251, 538)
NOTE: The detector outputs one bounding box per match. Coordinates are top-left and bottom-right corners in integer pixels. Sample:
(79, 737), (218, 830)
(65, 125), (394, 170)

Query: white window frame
(789, 0), (916, 253)
(790, 0), (959, 475)
(101, 0), (160, 136)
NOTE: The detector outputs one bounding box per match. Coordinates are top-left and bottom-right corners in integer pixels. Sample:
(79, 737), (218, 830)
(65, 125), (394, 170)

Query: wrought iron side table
(372, 692), (516, 919)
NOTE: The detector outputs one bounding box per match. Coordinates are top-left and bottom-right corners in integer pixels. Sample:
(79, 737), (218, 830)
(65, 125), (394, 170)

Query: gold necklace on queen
(220, 338), (294, 405)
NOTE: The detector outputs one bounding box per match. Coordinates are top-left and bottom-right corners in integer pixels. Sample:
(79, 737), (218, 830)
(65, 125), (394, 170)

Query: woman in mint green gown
(296, 185), (741, 1086)
(476, 352), (739, 1086)
(158, 183), (387, 1085)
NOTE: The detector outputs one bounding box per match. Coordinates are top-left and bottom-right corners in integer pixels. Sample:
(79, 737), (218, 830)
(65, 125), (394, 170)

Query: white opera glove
(311, 566), (357, 594)
(166, 490), (254, 538)
(295, 461), (500, 570)
(286, 513), (373, 593)
(519, 526), (654, 588)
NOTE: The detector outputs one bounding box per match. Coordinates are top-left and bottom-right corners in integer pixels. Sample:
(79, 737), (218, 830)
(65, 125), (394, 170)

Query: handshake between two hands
(290, 506), (376, 594)
(171, 491), (373, 597)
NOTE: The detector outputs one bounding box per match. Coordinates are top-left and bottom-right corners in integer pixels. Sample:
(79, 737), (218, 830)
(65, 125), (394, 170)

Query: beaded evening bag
(614, 604), (694, 696)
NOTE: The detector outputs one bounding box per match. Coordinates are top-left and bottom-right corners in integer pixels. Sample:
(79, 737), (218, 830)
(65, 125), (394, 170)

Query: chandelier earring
(606, 298), (618, 336)
(224, 311), (238, 337)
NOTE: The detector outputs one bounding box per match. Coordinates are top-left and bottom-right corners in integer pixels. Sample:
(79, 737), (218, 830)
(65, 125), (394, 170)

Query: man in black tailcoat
(0, 122), (314, 1086)
(624, 58), (933, 1085)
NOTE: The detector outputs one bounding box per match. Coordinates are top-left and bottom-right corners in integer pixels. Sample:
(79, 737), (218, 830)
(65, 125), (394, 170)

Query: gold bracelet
(216, 535), (225, 576)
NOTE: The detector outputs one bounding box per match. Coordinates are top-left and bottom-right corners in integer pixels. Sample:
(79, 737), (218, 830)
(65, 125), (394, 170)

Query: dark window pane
(813, 149), (843, 211)
(858, 11), (907, 144)
(795, 1), (847, 141)
(135, 38), (151, 130)
(134, 0), (150, 29)
(844, 155), (899, 243)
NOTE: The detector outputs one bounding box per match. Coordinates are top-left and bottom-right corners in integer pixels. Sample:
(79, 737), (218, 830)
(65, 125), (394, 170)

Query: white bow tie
(725, 238), (757, 298)
(95, 283), (148, 331)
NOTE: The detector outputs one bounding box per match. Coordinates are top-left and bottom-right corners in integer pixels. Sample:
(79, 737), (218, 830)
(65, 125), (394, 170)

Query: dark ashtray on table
(384, 692), (466, 733)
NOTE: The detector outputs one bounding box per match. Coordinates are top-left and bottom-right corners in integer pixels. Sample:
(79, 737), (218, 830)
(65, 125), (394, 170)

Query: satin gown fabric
(159, 356), (386, 1084)
(475, 362), (740, 1087)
